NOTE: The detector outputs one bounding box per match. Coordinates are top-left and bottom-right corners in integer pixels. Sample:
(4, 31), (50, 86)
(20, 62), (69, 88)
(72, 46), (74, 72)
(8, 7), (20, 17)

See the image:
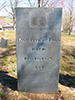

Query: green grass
(69, 61), (74, 64)
(15, 67), (17, 71)
(3, 30), (15, 34)
(62, 32), (75, 37)
(5, 63), (9, 67)
(11, 59), (15, 63)
(5, 57), (8, 61)
(0, 93), (6, 98)
(9, 70), (13, 73)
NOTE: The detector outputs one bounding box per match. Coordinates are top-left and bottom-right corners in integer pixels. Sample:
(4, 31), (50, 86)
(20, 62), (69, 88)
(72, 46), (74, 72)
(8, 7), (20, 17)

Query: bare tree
(28, 0), (64, 7)
(28, 0), (33, 6)
(4, 0), (20, 30)
(63, 0), (75, 35)
(0, 2), (6, 11)
(68, 0), (75, 35)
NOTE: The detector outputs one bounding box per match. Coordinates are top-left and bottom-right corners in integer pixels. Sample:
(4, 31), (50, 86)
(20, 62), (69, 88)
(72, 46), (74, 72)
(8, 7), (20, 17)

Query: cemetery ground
(0, 31), (75, 100)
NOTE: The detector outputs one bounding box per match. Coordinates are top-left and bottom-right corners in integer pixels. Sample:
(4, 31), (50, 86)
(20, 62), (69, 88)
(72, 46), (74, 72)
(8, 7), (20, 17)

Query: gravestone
(16, 8), (62, 93)
(1, 38), (8, 48)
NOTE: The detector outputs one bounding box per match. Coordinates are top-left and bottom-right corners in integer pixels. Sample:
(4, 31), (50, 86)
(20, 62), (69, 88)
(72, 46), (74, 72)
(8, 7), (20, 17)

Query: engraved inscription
(32, 48), (46, 51)
(18, 37), (52, 42)
(24, 57), (53, 61)
(34, 66), (44, 70)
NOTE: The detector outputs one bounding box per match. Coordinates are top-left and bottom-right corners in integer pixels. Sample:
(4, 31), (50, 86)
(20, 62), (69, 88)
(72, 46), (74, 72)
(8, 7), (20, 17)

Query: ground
(0, 16), (12, 25)
(0, 31), (75, 100)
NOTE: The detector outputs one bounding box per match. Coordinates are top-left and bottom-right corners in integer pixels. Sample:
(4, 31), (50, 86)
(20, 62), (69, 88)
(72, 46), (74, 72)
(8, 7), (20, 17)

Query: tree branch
(4, 8), (13, 16)
(28, 0), (32, 7)
(42, 0), (49, 7)
(0, 2), (6, 11)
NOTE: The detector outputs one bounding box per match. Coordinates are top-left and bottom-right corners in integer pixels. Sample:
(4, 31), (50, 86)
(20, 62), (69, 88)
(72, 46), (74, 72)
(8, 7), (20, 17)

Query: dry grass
(0, 31), (75, 100)
(0, 16), (12, 25)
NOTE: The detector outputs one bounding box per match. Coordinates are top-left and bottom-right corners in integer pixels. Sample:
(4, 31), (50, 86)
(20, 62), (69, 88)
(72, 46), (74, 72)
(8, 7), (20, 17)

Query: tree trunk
(38, 0), (40, 7)
(69, 10), (72, 35)
(13, 17), (15, 30)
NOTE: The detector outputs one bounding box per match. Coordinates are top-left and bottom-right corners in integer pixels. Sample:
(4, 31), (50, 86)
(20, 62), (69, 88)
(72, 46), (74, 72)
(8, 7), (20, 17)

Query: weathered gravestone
(16, 8), (62, 93)
(1, 38), (8, 48)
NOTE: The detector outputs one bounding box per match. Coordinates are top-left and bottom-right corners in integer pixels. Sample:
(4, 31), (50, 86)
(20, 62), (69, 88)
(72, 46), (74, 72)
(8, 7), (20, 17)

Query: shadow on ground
(59, 74), (75, 88)
(62, 46), (75, 59)
(0, 44), (16, 59)
(0, 71), (17, 90)
(0, 70), (75, 91)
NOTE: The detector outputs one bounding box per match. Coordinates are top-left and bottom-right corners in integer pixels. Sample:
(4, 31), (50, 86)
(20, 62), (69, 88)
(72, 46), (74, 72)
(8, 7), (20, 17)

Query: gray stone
(1, 38), (8, 48)
(16, 8), (62, 93)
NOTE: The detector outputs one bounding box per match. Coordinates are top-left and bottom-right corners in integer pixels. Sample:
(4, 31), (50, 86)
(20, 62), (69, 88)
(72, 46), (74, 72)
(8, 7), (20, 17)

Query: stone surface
(16, 8), (62, 93)
(1, 38), (8, 48)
